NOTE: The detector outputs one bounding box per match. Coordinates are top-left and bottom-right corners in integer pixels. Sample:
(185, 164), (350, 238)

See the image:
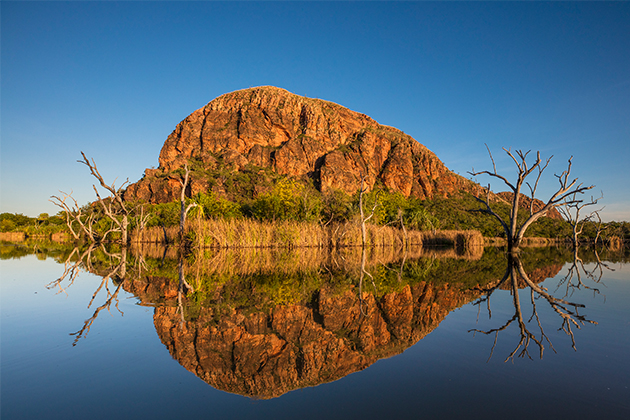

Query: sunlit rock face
(125, 86), (475, 203)
(151, 282), (481, 399)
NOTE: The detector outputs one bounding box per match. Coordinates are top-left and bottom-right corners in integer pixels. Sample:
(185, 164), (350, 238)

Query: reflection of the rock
(39, 242), (621, 398)
(124, 246), (565, 399)
(152, 273), (481, 399)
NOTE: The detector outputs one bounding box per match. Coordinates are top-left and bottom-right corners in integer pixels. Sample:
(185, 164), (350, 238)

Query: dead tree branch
(78, 152), (130, 244)
(469, 146), (595, 252)
(49, 191), (96, 241)
(557, 191), (603, 247)
(179, 164), (199, 244)
(358, 174), (379, 248)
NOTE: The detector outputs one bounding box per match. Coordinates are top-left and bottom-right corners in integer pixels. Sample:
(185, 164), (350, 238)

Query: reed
(131, 218), (484, 251)
(130, 225), (179, 244)
(51, 232), (71, 242)
(607, 235), (623, 251)
(0, 232), (26, 242)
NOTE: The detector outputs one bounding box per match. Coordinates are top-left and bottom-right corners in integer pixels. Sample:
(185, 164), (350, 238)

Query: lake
(1, 242), (629, 419)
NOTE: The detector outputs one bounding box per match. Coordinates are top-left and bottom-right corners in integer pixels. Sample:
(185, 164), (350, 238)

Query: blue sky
(2, 1), (629, 221)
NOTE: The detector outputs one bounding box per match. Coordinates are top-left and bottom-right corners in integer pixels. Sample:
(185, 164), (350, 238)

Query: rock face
(125, 86), (475, 203)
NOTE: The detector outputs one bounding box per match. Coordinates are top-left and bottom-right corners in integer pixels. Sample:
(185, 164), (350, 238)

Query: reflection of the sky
(1, 250), (629, 419)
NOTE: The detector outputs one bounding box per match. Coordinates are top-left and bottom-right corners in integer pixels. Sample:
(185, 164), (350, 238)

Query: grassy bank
(131, 218), (484, 250)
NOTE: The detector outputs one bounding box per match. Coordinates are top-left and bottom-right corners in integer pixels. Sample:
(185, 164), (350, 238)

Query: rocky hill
(124, 86), (476, 203)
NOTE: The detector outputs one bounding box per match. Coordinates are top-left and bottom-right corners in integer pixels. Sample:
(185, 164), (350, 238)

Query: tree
(358, 174), (378, 248)
(78, 152), (130, 244)
(50, 190), (96, 241)
(557, 192), (603, 247)
(469, 146), (594, 253)
(178, 164), (198, 244)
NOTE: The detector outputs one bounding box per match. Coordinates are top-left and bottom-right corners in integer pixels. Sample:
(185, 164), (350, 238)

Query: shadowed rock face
(125, 86), (475, 203)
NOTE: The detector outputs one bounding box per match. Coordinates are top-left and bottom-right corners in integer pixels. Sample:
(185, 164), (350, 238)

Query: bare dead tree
(592, 212), (607, 247)
(469, 146), (595, 253)
(557, 192), (603, 247)
(179, 164), (199, 245)
(358, 174), (379, 248)
(49, 191), (96, 242)
(78, 151), (130, 244)
(398, 208), (408, 247)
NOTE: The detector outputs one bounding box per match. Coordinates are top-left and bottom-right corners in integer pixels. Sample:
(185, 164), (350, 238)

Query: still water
(1, 243), (629, 419)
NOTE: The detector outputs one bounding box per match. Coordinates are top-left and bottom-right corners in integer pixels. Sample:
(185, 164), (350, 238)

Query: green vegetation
(5, 153), (628, 246)
(133, 156), (593, 243)
(0, 212), (66, 234)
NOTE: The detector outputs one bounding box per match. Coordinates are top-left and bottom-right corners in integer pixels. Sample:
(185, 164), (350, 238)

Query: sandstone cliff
(125, 86), (476, 203)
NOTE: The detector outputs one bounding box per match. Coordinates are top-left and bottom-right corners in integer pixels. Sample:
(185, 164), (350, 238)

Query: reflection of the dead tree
(358, 247), (376, 317)
(47, 244), (130, 345)
(176, 252), (194, 327)
(555, 245), (613, 300)
(70, 246), (129, 345)
(46, 245), (96, 296)
(470, 254), (597, 361)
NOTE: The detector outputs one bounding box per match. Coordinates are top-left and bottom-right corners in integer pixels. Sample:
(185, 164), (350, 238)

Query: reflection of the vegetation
(9, 241), (624, 398)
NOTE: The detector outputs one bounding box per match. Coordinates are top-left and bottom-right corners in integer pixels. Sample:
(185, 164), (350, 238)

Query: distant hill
(124, 86), (476, 203)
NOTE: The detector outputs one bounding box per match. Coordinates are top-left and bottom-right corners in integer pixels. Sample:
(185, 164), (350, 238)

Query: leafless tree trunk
(398, 208), (408, 247)
(469, 145), (595, 253)
(179, 164), (199, 245)
(592, 212), (607, 247)
(358, 175), (378, 248)
(557, 192), (602, 247)
(49, 191), (96, 242)
(78, 152), (130, 244)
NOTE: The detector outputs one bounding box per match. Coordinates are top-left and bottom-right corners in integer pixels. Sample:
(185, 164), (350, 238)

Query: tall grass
(131, 218), (483, 251)
(0, 232), (26, 242)
(607, 235), (624, 251)
(130, 225), (179, 244)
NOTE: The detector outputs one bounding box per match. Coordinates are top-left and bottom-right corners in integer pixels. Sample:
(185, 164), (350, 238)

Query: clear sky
(2, 1), (629, 221)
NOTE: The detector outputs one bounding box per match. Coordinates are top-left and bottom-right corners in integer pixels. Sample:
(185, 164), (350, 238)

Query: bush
(250, 178), (321, 222)
(195, 192), (243, 219)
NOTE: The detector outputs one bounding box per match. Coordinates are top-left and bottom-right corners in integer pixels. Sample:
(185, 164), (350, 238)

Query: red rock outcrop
(125, 86), (475, 203)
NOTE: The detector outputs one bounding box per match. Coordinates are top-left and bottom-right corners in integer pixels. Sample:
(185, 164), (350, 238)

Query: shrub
(250, 178), (321, 222)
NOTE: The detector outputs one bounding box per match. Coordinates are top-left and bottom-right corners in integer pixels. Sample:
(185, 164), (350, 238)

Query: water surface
(1, 243), (628, 419)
